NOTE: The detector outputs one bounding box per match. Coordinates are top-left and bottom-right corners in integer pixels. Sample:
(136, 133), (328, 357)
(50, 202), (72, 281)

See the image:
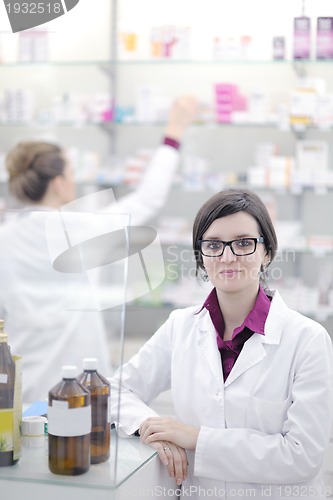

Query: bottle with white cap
(77, 358), (110, 464)
(48, 365), (91, 475)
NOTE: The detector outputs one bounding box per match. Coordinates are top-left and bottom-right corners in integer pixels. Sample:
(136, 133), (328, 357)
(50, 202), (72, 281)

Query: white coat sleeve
(111, 145), (179, 226)
(194, 326), (333, 484)
(110, 310), (176, 437)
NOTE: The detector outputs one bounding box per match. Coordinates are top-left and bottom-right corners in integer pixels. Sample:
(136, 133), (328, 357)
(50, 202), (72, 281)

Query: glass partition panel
(0, 194), (157, 490)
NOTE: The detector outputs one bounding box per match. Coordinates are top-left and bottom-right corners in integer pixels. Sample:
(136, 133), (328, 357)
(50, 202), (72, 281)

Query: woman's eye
(207, 241), (222, 249)
(236, 239), (251, 247)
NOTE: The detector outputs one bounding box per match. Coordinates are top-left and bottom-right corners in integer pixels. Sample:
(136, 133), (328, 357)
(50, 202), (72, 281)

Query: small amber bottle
(0, 319), (20, 467)
(77, 358), (110, 464)
(48, 365), (91, 475)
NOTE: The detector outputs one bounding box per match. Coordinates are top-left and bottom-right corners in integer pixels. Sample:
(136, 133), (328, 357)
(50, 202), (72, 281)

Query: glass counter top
(0, 430), (156, 490)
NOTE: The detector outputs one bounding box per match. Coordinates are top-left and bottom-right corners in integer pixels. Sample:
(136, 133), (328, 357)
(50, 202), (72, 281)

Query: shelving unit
(0, 0), (333, 333)
(110, 0), (333, 336)
(1, 1), (333, 494)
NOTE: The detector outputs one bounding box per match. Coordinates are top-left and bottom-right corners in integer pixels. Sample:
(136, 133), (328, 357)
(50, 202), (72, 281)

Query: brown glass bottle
(48, 365), (91, 475)
(0, 319), (19, 467)
(77, 358), (110, 464)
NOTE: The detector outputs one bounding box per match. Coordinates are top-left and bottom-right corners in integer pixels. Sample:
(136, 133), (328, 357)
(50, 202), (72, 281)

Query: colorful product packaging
(294, 17), (311, 60)
(316, 17), (333, 60)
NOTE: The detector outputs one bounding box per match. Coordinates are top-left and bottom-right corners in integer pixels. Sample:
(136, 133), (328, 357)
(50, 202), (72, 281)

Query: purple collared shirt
(202, 286), (271, 381)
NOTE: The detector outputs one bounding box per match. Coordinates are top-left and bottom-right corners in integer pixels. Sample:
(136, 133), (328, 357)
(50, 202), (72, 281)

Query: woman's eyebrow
(204, 233), (254, 240)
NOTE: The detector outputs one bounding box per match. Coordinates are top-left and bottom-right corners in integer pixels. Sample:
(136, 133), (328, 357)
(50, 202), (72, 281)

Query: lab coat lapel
(224, 290), (286, 387)
(197, 312), (223, 387)
(224, 334), (266, 387)
(195, 290), (287, 389)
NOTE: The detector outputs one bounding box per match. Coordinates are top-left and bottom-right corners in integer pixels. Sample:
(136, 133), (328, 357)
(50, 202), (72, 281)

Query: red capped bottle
(77, 358), (110, 464)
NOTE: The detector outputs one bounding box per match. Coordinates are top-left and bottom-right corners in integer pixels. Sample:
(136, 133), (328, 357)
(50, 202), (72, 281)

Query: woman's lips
(219, 269), (240, 277)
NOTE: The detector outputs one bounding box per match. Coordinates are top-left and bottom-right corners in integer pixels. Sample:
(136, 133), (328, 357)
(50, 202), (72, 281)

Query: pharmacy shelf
(1, 121), (332, 135)
(1, 59), (333, 67)
(106, 59), (333, 65)
(0, 121), (111, 127)
(0, 60), (111, 67)
(0, 123), (114, 130)
(111, 121), (281, 128)
(3, 179), (329, 197)
(101, 121), (333, 132)
(98, 182), (333, 195)
(128, 299), (333, 321)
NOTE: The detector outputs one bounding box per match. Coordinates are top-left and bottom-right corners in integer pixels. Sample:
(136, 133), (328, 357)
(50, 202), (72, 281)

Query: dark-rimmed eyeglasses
(198, 237), (265, 257)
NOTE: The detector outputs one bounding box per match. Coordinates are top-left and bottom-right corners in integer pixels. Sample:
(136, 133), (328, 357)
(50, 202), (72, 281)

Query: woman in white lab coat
(0, 96), (198, 404)
(111, 188), (333, 499)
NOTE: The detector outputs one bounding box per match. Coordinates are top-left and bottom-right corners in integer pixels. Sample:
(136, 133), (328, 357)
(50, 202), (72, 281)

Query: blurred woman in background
(0, 95), (198, 403)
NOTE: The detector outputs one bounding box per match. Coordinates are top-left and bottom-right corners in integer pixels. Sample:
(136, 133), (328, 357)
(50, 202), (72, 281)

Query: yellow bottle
(48, 365), (91, 475)
(0, 319), (21, 467)
(77, 358), (110, 464)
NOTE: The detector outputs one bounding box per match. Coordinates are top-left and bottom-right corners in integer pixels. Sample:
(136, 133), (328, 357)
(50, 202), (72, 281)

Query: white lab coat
(111, 289), (333, 499)
(0, 145), (179, 403)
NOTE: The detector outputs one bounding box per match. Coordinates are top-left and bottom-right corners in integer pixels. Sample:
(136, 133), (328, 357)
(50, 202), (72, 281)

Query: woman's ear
(50, 174), (65, 197)
(264, 255), (271, 268)
(262, 248), (271, 269)
(43, 175), (67, 207)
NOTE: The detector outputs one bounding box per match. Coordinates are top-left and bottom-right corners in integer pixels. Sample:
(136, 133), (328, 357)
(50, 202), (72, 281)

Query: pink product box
(214, 83), (239, 108)
(293, 17), (311, 60)
(216, 111), (232, 123)
(215, 104), (234, 116)
(234, 95), (247, 111)
(316, 17), (333, 60)
(215, 83), (238, 96)
(214, 82), (247, 122)
(216, 93), (233, 104)
(215, 101), (235, 111)
(215, 99), (247, 113)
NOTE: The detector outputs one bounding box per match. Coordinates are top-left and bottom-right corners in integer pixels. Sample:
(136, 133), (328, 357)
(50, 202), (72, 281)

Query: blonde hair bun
(6, 141), (64, 203)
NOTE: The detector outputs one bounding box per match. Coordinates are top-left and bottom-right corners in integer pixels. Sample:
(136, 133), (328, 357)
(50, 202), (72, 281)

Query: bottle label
(13, 356), (22, 460)
(0, 356), (21, 461)
(48, 404), (91, 437)
(108, 395), (111, 423)
(0, 409), (14, 452)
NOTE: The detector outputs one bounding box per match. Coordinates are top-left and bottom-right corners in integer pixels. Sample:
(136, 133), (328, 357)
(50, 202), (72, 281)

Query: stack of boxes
(214, 83), (247, 123)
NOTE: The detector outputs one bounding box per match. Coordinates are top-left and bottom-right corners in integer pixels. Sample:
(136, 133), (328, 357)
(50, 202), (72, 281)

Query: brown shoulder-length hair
(6, 141), (65, 203)
(192, 188), (278, 278)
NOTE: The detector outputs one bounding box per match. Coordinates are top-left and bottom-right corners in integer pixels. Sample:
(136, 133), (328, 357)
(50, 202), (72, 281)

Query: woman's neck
(216, 285), (259, 340)
(26, 196), (62, 210)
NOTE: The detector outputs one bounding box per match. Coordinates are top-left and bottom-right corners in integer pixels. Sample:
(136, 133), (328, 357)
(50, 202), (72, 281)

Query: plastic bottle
(0, 319), (21, 467)
(77, 358), (110, 464)
(22, 416), (47, 448)
(48, 365), (91, 475)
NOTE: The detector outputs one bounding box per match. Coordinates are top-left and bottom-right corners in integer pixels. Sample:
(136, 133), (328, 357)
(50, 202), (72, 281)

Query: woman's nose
(219, 245), (237, 263)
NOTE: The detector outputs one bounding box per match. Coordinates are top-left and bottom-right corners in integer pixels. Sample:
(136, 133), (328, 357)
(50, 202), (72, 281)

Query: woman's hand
(139, 416), (200, 451)
(164, 95), (199, 140)
(146, 440), (188, 486)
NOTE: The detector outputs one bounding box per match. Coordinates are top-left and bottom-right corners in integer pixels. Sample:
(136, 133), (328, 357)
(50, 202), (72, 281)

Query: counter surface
(0, 430), (156, 490)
